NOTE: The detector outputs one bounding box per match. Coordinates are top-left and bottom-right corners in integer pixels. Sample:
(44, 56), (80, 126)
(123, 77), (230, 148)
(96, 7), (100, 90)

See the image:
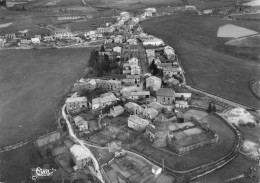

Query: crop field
(132, 114), (236, 171)
(191, 154), (260, 183)
(141, 14), (260, 109)
(0, 48), (91, 146)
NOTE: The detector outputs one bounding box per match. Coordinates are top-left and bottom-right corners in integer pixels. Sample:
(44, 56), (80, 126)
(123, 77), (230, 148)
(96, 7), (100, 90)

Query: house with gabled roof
(156, 88), (175, 105)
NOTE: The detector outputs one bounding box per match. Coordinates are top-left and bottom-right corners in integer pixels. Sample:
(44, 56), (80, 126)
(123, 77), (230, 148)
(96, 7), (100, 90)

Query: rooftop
(156, 88), (175, 97)
(70, 144), (91, 161)
(66, 96), (87, 103)
(128, 115), (150, 125)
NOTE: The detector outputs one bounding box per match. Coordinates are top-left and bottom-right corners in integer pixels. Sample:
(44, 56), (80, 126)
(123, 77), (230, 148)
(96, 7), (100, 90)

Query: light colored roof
(112, 105), (124, 111)
(66, 97), (87, 103)
(70, 144), (90, 161)
(128, 115), (150, 125)
(147, 76), (161, 82)
(127, 91), (150, 96)
(183, 127), (202, 136)
(217, 24), (258, 38)
(156, 88), (175, 97)
(74, 116), (85, 125)
(125, 102), (143, 109)
(169, 122), (194, 131)
(147, 101), (163, 110)
(144, 108), (158, 115)
(175, 93), (191, 98)
(87, 79), (96, 85)
(175, 100), (188, 105)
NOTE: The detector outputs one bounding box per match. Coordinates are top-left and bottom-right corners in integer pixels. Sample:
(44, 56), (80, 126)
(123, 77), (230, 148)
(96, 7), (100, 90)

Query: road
(62, 105), (105, 183)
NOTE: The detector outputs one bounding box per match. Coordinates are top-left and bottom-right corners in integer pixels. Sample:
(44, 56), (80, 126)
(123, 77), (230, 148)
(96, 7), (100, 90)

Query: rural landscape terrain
(0, 0), (259, 182)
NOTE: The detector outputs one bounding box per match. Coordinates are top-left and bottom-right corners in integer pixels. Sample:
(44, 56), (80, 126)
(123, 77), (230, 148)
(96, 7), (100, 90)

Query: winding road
(62, 105), (105, 183)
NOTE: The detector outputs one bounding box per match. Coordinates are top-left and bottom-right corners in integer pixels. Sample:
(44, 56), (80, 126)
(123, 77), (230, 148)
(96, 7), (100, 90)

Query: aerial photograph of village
(0, 0), (260, 182)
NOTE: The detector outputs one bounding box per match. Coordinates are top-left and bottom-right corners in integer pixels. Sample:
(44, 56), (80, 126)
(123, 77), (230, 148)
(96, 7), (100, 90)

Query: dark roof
(156, 88), (175, 97)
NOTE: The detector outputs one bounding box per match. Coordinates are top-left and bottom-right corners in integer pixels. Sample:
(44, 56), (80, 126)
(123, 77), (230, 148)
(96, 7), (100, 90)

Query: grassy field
(0, 143), (40, 182)
(141, 14), (260, 109)
(191, 154), (259, 183)
(0, 48), (91, 146)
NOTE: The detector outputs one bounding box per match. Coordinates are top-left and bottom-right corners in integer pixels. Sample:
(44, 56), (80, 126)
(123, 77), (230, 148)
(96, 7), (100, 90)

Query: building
(66, 97), (88, 111)
(70, 144), (92, 170)
(175, 92), (192, 100)
(74, 116), (88, 131)
(123, 91), (150, 100)
(164, 46), (175, 60)
(127, 57), (138, 65)
(95, 79), (122, 91)
(109, 105), (124, 117)
(97, 26), (115, 33)
(156, 88), (175, 105)
(31, 37), (40, 44)
(43, 36), (54, 42)
(114, 35), (123, 43)
(124, 102), (144, 115)
(145, 8), (157, 13)
(147, 101), (164, 112)
(113, 46), (122, 54)
(152, 165), (162, 176)
(143, 37), (164, 46)
(145, 124), (156, 142)
(146, 76), (162, 91)
(130, 65), (141, 75)
(143, 108), (158, 119)
(128, 115), (150, 131)
(85, 79), (96, 90)
(129, 44), (139, 52)
(175, 100), (189, 108)
(92, 92), (118, 110)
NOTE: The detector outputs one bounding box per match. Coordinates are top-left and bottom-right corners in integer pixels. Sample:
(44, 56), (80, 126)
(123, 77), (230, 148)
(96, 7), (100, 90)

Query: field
(132, 114), (236, 171)
(141, 14), (260, 109)
(191, 154), (260, 183)
(0, 48), (92, 146)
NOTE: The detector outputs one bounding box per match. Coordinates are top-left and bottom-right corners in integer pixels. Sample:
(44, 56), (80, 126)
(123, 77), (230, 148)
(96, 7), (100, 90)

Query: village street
(62, 105), (105, 183)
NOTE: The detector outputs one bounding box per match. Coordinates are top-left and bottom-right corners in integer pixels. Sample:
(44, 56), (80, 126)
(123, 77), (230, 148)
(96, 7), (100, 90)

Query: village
(1, 2), (260, 182)
(31, 7), (259, 183)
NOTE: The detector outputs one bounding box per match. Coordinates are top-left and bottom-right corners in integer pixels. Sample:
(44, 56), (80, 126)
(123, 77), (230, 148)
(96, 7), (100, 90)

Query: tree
(100, 44), (105, 52)
(212, 104), (217, 112)
(207, 102), (213, 113)
(149, 60), (158, 75)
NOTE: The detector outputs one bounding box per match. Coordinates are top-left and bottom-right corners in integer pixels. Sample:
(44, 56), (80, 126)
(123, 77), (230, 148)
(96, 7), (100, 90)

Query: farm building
(156, 88), (175, 105)
(109, 105), (124, 117)
(153, 112), (176, 147)
(70, 144), (92, 170)
(164, 46), (175, 60)
(128, 115), (150, 131)
(124, 102), (144, 115)
(143, 108), (159, 119)
(66, 97), (89, 112)
(91, 92), (118, 110)
(74, 116), (88, 132)
(147, 101), (164, 112)
(146, 76), (162, 91)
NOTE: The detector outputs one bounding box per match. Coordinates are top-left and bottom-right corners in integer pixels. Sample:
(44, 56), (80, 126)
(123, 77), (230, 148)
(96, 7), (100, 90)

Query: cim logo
(31, 167), (56, 181)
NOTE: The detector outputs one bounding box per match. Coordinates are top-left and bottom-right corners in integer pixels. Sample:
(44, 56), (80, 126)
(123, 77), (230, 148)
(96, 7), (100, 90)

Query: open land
(0, 48), (91, 146)
(191, 153), (260, 183)
(141, 14), (260, 109)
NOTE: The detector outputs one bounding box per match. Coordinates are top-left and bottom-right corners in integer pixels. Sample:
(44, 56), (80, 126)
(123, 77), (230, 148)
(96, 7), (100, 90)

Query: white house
(152, 165), (162, 176)
(128, 115), (150, 131)
(74, 116), (88, 131)
(31, 37), (40, 44)
(164, 46), (175, 60)
(113, 46), (122, 54)
(146, 76), (161, 91)
(70, 144), (91, 170)
(145, 8), (157, 13)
